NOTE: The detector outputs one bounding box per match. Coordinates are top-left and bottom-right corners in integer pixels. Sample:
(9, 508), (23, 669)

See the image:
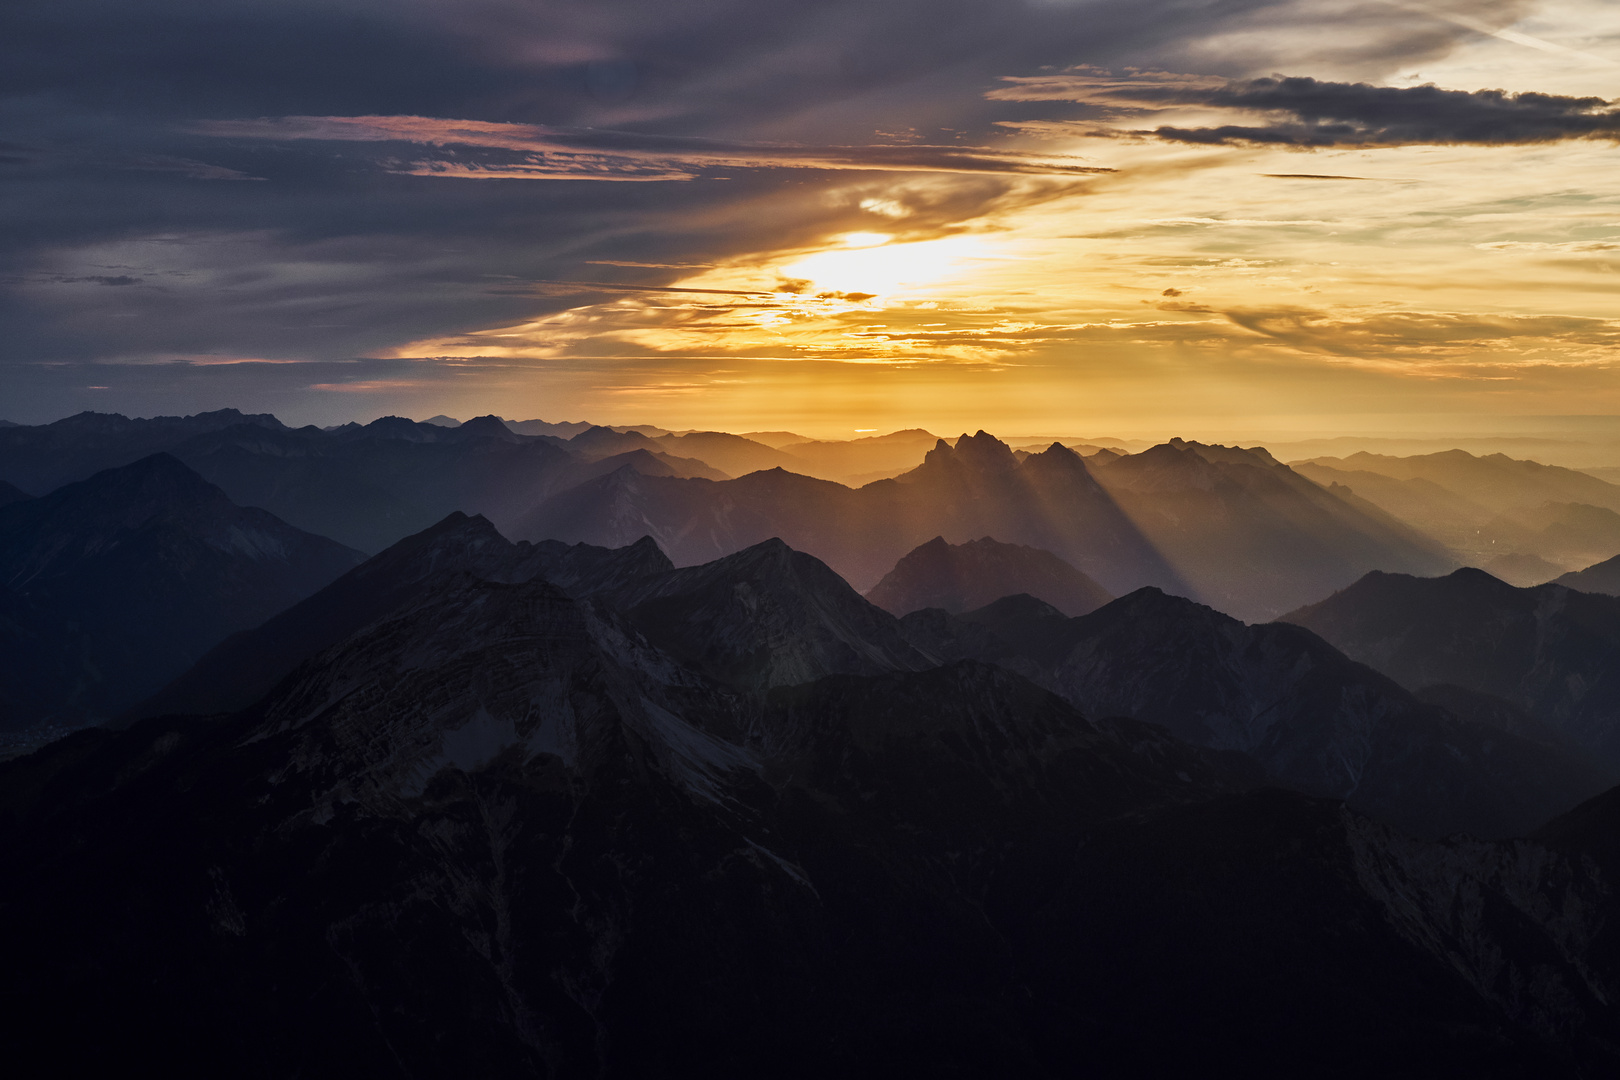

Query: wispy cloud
(195, 115), (1115, 179)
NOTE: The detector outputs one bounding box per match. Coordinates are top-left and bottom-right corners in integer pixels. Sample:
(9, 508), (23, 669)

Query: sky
(3, 0), (1619, 438)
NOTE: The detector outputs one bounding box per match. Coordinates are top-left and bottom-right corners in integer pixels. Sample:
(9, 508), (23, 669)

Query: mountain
(611, 538), (933, 692)
(900, 587), (1609, 839)
(134, 515), (674, 721)
(738, 429), (811, 448)
(1285, 567), (1620, 774)
(517, 433), (1187, 600)
(0, 408), (287, 494)
(0, 480), (31, 507)
(866, 536), (1112, 617)
(651, 431), (805, 477)
(0, 454), (362, 731)
(2, 527), (1618, 1073)
(1085, 439), (1455, 620)
(1557, 552), (1620, 596)
(421, 414), (462, 427)
(1295, 449), (1620, 516)
(169, 417), (589, 552)
(1480, 551), (1565, 587)
(518, 432), (1451, 621)
(776, 429), (944, 483)
(505, 417), (594, 439)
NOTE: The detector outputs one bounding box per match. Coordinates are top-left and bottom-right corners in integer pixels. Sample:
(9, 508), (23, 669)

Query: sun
(777, 233), (990, 298)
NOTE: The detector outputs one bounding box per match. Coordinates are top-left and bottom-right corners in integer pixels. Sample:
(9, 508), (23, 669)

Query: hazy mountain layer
(866, 535), (1112, 617)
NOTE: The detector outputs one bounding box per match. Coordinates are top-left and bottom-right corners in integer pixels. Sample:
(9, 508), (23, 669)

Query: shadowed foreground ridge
(2, 531), (1619, 1077)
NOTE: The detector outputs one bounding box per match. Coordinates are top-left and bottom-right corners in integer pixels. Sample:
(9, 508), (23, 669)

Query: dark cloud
(995, 70), (1620, 147)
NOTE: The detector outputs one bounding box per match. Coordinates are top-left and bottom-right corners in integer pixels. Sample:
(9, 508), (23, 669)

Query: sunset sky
(4, 0), (1619, 437)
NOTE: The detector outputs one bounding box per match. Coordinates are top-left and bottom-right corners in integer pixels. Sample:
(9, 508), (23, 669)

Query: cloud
(991, 69), (1620, 147)
(195, 115), (1115, 179)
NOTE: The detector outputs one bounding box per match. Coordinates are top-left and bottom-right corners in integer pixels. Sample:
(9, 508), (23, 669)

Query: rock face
(901, 587), (1610, 839)
(0, 453), (362, 731)
(3, 528), (1620, 1076)
(865, 535), (1112, 617)
(1284, 567), (1620, 773)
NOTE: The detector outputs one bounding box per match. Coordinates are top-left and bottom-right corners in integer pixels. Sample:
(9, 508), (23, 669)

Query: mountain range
(10, 408), (1620, 1073)
(3, 524), (1619, 1074)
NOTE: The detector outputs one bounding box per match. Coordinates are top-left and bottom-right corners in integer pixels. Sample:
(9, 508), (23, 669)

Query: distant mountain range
(1295, 448), (1620, 580)
(521, 431), (1451, 621)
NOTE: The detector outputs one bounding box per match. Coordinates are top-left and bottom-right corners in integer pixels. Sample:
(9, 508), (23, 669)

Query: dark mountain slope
(134, 516), (673, 721)
(1557, 552), (1620, 597)
(866, 535), (1112, 617)
(613, 538), (934, 692)
(0, 545), (1240, 1077)
(0, 480), (31, 507)
(1285, 568), (1620, 773)
(1, 533), (1616, 1074)
(902, 587), (1608, 838)
(0, 454), (361, 730)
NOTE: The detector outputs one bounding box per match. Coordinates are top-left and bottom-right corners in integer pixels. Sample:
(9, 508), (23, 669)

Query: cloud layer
(992, 69), (1620, 146)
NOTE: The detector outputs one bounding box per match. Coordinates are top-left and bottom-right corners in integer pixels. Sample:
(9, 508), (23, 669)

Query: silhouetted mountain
(135, 515), (673, 721)
(1286, 567), (1620, 775)
(0, 408), (287, 494)
(519, 432), (1452, 622)
(518, 433), (1188, 602)
(1087, 439), (1454, 619)
(652, 431), (804, 476)
(613, 538), (932, 692)
(505, 417), (594, 438)
(1557, 552), (1620, 596)
(2, 528), (1617, 1075)
(866, 536), (1112, 617)
(0, 454), (361, 731)
(0, 480), (31, 507)
(577, 448), (728, 482)
(171, 419), (582, 552)
(901, 586), (1607, 838)
(567, 424), (661, 460)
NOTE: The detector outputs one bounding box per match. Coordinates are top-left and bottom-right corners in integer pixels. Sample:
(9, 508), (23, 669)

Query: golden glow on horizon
(373, 1), (1620, 436)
